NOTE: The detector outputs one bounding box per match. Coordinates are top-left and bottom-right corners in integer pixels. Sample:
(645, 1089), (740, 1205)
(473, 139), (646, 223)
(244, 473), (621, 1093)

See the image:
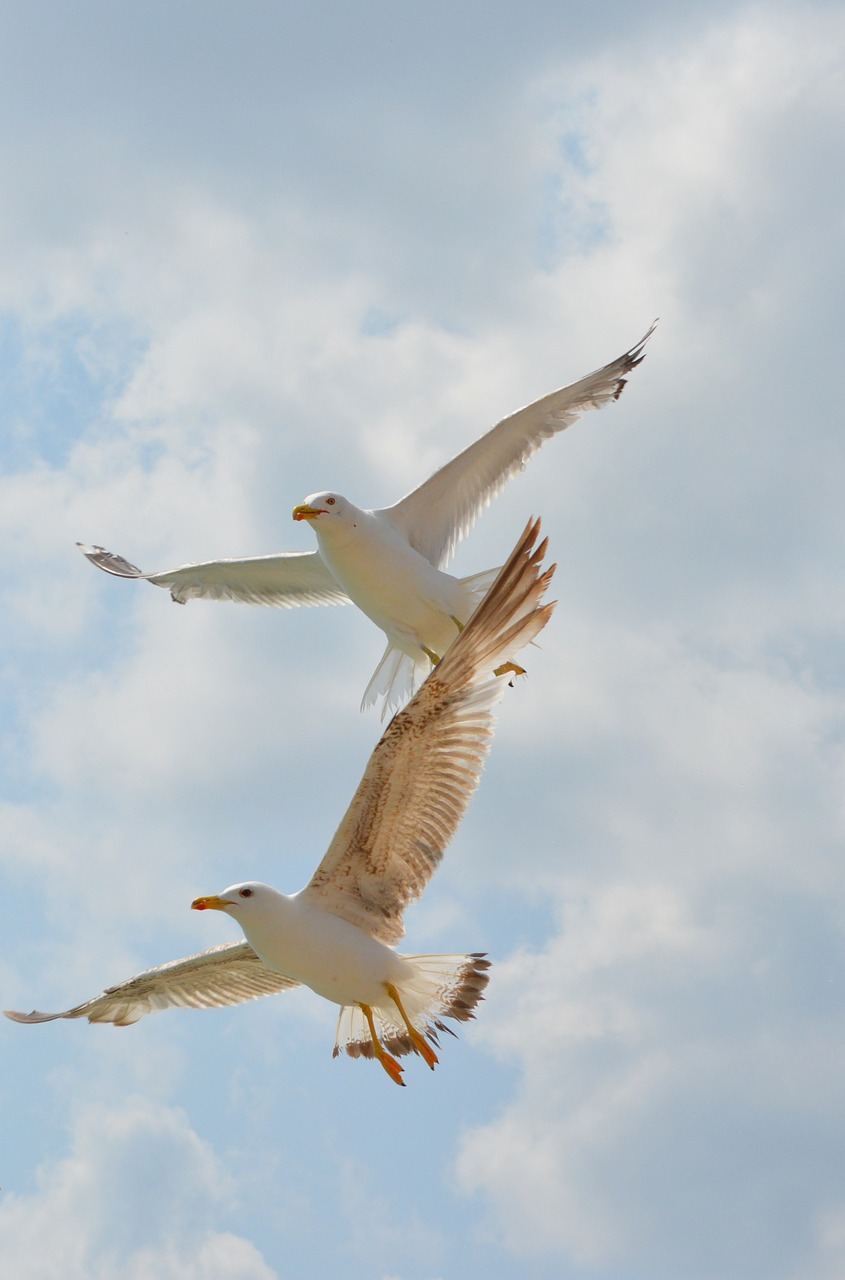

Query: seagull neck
(315, 513), (369, 548)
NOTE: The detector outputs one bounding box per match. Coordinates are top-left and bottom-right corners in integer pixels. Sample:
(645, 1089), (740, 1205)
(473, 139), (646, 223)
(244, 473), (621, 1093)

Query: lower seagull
(7, 519), (555, 1085)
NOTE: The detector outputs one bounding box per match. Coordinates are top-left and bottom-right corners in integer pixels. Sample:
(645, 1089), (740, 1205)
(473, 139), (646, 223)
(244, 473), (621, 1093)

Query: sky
(1, 1), (844, 1277)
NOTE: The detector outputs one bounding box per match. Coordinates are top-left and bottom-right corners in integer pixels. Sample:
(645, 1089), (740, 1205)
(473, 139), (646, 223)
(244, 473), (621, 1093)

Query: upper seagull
(9, 520), (556, 1086)
(80, 324), (652, 712)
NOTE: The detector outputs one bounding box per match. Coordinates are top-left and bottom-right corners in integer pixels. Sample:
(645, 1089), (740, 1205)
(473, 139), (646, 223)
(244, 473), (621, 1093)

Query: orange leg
(385, 982), (439, 1071)
(360, 1002), (405, 1086)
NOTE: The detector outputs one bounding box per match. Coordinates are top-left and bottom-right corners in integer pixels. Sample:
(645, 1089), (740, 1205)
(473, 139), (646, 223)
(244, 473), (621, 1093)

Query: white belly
(243, 896), (411, 1008)
(317, 517), (471, 657)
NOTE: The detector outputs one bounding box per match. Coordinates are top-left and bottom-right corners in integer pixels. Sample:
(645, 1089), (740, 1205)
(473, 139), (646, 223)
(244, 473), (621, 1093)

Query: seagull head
(292, 491), (353, 524)
(192, 882), (274, 916)
(192, 882), (291, 954)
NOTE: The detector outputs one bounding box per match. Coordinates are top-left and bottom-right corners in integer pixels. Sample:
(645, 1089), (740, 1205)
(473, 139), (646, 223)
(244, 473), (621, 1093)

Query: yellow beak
(191, 895), (232, 912)
(292, 503), (326, 522)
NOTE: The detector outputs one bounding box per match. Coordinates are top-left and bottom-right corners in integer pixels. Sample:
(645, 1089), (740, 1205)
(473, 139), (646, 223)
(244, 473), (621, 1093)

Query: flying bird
(80, 325), (651, 712)
(9, 520), (556, 1085)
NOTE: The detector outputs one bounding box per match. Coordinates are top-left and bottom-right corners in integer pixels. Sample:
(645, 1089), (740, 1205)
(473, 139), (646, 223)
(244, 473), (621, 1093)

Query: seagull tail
(460, 564), (502, 600)
(332, 952), (491, 1062)
(360, 643), (428, 721)
(360, 565), (503, 720)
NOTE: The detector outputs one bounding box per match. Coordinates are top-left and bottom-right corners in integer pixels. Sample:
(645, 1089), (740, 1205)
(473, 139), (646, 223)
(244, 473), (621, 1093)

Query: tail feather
(360, 643), (427, 718)
(460, 564), (502, 600)
(360, 564), (505, 718)
(332, 952), (491, 1062)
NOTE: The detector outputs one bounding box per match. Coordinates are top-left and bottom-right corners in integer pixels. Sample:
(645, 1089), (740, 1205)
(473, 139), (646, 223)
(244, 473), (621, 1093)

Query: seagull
(9, 520), (556, 1085)
(80, 324), (651, 712)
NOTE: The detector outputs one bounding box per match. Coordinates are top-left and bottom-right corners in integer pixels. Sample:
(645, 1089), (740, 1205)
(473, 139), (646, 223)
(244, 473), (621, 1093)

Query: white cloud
(0, 1097), (276, 1280)
(458, 872), (845, 1275)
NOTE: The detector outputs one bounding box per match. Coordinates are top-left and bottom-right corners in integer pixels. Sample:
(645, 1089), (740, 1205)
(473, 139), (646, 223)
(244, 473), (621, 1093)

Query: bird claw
(410, 1029), (438, 1071)
(379, 1052), (406, 1086)
(494, 660), (526, 679)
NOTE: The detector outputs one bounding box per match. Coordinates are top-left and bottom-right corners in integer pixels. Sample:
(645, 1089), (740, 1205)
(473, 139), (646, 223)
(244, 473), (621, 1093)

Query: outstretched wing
(385, 324), (655, 568)
(77, 543), (348, 608)
(300, 518), (556, 944)
(4, 941), (300, 1027)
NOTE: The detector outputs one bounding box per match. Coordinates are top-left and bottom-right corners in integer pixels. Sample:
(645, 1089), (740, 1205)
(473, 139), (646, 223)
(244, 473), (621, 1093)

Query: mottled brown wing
(301, 519), (556, 944)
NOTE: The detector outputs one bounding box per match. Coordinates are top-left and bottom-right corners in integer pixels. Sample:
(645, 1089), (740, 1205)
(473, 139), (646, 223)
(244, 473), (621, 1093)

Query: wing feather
(77, 543), (348, 608)
(300, 518), (556, 943)
(385, 324), (655, 567)
(4, 941), (300, 1027)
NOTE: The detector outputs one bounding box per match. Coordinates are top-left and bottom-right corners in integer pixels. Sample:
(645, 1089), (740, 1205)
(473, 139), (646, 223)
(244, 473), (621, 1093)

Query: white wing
(77, 543), (348, 608)
(4, 941), (300, 1027)
(301, 518), (556, 944)
(384, 324), (655, 568)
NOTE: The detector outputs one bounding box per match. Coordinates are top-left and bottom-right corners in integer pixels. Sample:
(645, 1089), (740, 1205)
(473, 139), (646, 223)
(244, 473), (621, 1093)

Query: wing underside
(78, 543), (349, 608)
(385, 324), (655, 567)
(5, 941), (300, 1027)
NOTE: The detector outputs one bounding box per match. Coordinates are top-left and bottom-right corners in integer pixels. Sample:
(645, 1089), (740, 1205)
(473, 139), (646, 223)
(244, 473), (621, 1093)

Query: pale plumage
(3, 942), (300, 1026)
(80, 325), (652, 712)
(9, 520), (556, 1084)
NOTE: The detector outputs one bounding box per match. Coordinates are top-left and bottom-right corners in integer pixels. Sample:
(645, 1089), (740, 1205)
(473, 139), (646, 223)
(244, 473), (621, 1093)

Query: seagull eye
(326, 497), (336, 505)
(239, 887), (254, 898)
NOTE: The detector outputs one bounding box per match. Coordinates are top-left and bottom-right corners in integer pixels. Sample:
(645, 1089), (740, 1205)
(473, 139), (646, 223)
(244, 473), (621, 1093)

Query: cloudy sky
(1, 2), (844, 1277)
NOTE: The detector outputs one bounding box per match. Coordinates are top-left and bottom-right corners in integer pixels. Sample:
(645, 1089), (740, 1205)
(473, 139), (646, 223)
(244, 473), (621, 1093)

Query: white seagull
(80, 325), (651, 712)
(9, 520), (556, 1086)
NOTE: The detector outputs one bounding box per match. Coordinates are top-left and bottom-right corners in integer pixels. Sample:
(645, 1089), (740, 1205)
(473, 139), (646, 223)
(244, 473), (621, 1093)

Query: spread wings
(385, 324), (655, 568)
(4, 941), (300, 1027)
(77, 543), (348, 608)
(300, 518), (556, 944)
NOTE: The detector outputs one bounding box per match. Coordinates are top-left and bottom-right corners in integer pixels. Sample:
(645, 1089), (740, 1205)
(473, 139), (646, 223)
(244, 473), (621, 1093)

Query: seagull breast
(312, 510), (471, 654)
(236, 889), (413, 1009)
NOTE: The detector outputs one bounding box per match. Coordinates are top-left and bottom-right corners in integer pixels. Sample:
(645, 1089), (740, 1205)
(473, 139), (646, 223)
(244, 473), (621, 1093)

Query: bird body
(191, 883), (489, 1079)
(294, 494), (484, 670)
(196, 884), (413, 1009)
(79, 327), (653, 712)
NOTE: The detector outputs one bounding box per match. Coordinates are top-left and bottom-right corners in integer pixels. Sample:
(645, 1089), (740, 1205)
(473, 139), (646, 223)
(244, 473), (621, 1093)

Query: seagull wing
(300, 518), (556, 944)
(77, 543), (348, 608)
(385, 324), (655, 568)
(4, 941), (300, 1027)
